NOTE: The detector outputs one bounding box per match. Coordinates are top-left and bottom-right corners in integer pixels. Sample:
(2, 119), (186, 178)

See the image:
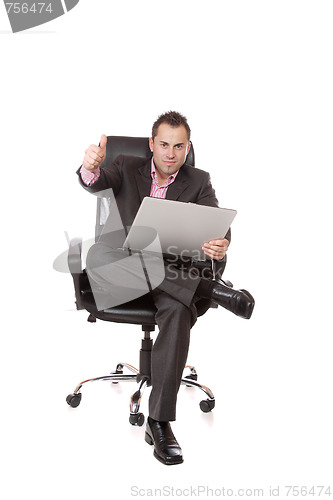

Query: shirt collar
(150, 158), (179, 186)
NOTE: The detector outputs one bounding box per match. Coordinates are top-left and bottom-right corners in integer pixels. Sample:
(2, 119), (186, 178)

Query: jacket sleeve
(196, 172), (231, 244)
(196, 172), (219, 207)
(76, 155), (124, 196)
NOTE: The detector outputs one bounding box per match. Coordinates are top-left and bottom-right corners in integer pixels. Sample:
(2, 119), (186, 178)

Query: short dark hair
(152, 111), (191, 141)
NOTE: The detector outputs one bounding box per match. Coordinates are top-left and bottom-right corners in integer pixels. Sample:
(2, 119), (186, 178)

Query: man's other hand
(202, 238), (229, 260)
(82, 134), (107, 171)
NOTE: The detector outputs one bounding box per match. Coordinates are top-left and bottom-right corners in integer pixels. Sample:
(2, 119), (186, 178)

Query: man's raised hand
(82, 134), (108, 171)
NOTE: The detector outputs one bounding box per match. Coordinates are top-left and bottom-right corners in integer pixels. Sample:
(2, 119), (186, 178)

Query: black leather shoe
(211, 283), (255, 319)
(145, 417), (183, 465)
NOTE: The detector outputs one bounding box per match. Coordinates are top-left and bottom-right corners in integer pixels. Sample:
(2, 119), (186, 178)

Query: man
(78, 111), (254, 465)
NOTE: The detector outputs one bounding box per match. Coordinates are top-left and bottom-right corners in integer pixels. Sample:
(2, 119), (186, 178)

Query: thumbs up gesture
(82, 134), (107, 171)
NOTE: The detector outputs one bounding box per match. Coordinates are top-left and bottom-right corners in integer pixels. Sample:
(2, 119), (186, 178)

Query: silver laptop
(123, 197), (237, 258)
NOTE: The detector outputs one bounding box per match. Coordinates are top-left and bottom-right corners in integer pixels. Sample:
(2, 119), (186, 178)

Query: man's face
(149, 124), (191, 181)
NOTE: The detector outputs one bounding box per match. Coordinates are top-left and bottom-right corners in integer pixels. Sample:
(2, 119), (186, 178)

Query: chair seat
(82, 291), (157, 325)
(79, 270), (213, 325)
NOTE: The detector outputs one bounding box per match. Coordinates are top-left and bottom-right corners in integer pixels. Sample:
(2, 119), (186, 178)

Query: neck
(155, 167), (170, 185)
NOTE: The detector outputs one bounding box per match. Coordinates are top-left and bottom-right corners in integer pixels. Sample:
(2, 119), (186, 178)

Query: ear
(149, 137), (154, 152)
(186, 141), (192, 155)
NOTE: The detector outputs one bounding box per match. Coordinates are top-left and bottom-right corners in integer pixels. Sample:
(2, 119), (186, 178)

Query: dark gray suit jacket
(77, 155), (231, 244)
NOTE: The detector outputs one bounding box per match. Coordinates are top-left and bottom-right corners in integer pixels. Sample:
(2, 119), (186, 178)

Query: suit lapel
(135, 160), (152, 200)
(166, 166), (190, 200)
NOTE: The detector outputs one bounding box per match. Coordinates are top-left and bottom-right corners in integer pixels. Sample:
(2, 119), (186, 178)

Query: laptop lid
(123, 197), (237, 258)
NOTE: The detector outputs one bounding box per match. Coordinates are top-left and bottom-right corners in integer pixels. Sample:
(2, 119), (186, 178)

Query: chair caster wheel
(66, 393), (82, 408)
(200, 399), (215, 413)
(129, 412), (145, 426)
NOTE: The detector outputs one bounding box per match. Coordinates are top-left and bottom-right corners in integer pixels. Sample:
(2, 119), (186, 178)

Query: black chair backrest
(100, 135), (195, 168)
(95, 136), (195, 240)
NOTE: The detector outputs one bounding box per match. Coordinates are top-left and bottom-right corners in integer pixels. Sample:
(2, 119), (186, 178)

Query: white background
(1, 1), (332, 499)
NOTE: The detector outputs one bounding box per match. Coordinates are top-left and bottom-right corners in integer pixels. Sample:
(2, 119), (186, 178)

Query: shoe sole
(240, 289), (255, 319)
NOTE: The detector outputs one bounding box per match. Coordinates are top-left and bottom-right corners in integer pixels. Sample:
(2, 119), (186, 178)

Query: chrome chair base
(66, 363), (215, 426)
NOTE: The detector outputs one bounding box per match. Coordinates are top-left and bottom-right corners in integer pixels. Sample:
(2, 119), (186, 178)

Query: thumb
(100, 134), (107, 150)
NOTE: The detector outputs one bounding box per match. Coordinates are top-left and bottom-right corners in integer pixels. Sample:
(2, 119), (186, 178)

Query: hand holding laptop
(202, 238), (230, 260)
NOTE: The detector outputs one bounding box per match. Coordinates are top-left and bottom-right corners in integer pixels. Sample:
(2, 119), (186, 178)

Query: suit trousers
(86, 240), (202, 421)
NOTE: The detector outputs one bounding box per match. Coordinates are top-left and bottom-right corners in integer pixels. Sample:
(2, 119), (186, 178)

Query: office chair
(66, 136), (229, 426)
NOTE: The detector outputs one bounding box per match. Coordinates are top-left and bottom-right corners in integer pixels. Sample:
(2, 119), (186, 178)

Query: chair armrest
(68, 237), (85, 310)
(68, 237), (83, 274)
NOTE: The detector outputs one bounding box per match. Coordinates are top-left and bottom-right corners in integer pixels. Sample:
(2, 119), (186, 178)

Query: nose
(166, 147), (176, 158)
